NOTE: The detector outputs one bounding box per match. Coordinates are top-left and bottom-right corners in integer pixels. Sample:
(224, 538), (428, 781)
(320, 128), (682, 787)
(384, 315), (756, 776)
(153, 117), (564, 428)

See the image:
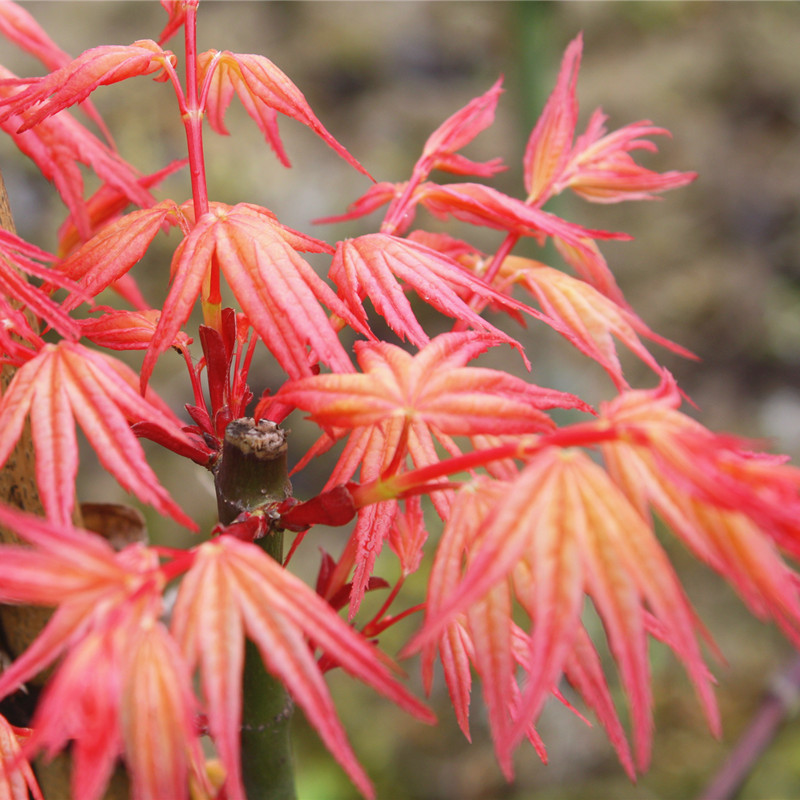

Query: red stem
(182, 2), (209, 220)
(180, 2), (220, 330)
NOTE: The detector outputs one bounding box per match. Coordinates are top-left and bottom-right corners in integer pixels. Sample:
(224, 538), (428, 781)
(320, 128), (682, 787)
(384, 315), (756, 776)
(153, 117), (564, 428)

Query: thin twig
(698, 653), (800, 800)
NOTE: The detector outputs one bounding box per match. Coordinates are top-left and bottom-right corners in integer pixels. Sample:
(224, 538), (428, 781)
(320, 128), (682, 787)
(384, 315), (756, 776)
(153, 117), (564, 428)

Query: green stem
(214, 418), (297, 800)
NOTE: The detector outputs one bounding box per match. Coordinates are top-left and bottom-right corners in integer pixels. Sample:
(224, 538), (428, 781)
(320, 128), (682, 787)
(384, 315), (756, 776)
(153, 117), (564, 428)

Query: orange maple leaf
(495, 255), (696, 389)
(523, 33), (695, 206)
(601, 374), (800, 643)
(277, 331), (587, 436)
(277, 331), (590, 613)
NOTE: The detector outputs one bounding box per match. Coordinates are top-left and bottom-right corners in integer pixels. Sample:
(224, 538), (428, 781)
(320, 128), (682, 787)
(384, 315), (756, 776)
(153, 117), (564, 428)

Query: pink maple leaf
(495, 255), (696, 388)
(171, 535), (434, 800)
(57, 199), (185, 310)
(522, 33), (695, 206)
(0, 506), (209, 800)
(0, 713), (42, 800)
(410, 447), (719, 775)
(0, 40), (176, 132)
(0, 65), (156, 239)
(0, 341), (195, 528)
(140, 202), (369, 387)
(600, 374), (800, 643)
(198, 49), (370, 176)
(329, 233), (533, 355)
(276, 331), (590, 612)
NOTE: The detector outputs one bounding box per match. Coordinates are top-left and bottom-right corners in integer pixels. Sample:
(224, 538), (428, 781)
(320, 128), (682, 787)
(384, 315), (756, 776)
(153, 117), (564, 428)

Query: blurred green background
(1, 2), (800, 798)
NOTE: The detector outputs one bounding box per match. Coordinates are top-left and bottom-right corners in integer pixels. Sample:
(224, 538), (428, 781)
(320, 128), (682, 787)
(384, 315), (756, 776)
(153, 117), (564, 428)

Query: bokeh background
(1, 2), (800, 798)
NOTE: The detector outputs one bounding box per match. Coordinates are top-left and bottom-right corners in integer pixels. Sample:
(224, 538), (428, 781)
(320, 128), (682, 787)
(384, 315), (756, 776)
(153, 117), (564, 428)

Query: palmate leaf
(277, 332), (588, 435)
(521, 33), (696, 206)
(0, 1), (115, 146)
(141, 202), (369, 388)
(496, 257), (696, 389)
(0, 40), (176, 132)
(0, 341), (194, 528)
(329, 234), (534, 356)
(198, 50), (370, 176)
(600, 375), (800, 643)
(0, 513), (143, 794)
(278, 331), (590, 613)
(58, 199), (185, 310)
(171, 536), (434, 800)
(411, 447), (718, 774)
(0, 506), (209, 800)
(0, 65), (155, 239)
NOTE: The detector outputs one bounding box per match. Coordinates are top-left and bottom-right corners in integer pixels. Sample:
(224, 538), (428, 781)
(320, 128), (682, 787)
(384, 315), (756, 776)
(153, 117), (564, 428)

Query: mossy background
(1, 2), (800, 798)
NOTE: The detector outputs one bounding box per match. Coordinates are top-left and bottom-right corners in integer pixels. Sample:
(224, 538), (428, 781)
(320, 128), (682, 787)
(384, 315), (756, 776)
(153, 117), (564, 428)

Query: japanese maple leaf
(141, 202), (369, 387)
(0, 505), (209, 800)
(277, 332), (590, 612)
(523, 33), (695, 206)
(0, 713), (42, 800)
(329, 233), (536, 354)
(277, 331), (588, 437)
(379, 78), (505, 232)
(79, 307), (192, 353)
(171, 534), (434, 800)
(198, 49), (370, 176)
(0, 340), (195, 529)
(0, 40), (176, 132)
(599, 374), (800, 645)
(414, 476), (635, 780)
(410, 447), (719, 774)
(57, 199), (186, 310)
(0, 0), (114, 144)
(557, 111), (697, 203)
(0, 65), (155, 239)
(494, 255), (696, 389)
(413, 77), (505, 178)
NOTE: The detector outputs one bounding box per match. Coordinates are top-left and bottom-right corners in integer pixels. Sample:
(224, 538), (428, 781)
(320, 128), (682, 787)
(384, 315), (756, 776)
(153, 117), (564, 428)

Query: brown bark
(0, 169), (53, 670)
(0, 169), (131, 800)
